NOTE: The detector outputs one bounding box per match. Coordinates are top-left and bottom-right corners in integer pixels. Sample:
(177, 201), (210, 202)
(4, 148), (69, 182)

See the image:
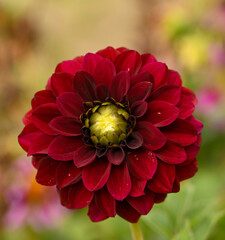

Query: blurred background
(0, 0), (225, 239)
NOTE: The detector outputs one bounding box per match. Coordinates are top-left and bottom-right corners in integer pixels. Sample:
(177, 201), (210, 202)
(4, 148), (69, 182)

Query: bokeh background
(0, 0), (225, 239)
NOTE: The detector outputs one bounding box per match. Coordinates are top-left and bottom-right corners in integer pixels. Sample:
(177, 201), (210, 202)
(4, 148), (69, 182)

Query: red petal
(184, 143), (200, 164)
(172, 176), (180, 193)
(137, 121), (167, 150)
(107, 147), (125, 165)
(147, 161), (175, 193)
(95, 187), (116, 217)
(48, 136), (83, 161)
(96, 46), (120, 61)
(141, 53), (157, 65)
(31, 90), (56, 109)
(114, 50), (142, 75)
(36, 156), (59, 186)
(73, 71), (96, 101)
(129, 175), (147, 197)
(144, 100), (179, 127)
(88, 199), (108, 222)
(56, 161), (82, 189)
(73, 146), (96, 168)
(131, 100), (148, 118)
(154, 140), (187, 164)
(22, 109), (32, 125)
(68, 182), (94, 209)
(82, 53), (103, 75)
(162, 119), (197, 146)
(176, 159), (198, 181)
(57, 92), (84, 119)
(186, 116), (203, 134)
(82, 158), (111, 191)
(126, 132), (143, 149)
(55, 60), (82, 75)
(154, 193), (167, 203)
(127, 192), (154, 215)
(128, 81), (152, 104)
(128, 149), (158, 180)
(116, 201), (140, 223)
(31, 103), (60, 135)
(95, 84), (109, 102)
(107, 161), (131, 200)
(50, 73), (74, 96)
(130, 71), (153, 87)
(49, 116), (82, 136)
(58, 186), (72, 208)
(110, 71), (130, 102)
(165, 70), (182, 86)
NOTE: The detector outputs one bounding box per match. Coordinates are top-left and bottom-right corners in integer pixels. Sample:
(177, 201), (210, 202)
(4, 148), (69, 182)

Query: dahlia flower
(18, 46), (203, 223)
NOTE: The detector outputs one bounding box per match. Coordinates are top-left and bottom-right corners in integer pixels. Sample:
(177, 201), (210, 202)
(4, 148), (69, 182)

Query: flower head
(18, 47), (203, 222)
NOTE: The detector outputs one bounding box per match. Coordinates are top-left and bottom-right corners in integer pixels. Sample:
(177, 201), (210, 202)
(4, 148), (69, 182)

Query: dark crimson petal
(107, 147), (125, 165)
(28, 133), (55, 156)
(141, 53), (157, 65)
(116, 47), (128, 52)
(130, 71), (153, 87)
(131, 101), (148, 118)
(147, 161), (175, 193)
(172, 176), (180, 193)
(116, 201), (140, 223)
(150, 85), (181, 105)
(95, 84), (109, 102)
(95, 187), (116, 217)
(137, 121), (167, 150)
(154, 193), (167, 203)
(110, 71), (130, 102)
(82, 53), (103, 75)
(140, 62), (168, 90)
(165, 70), (182, 86)
(88, 199), (108, 222)
(58, 186), (73, 208)
(107, 161), (131, 200)
(68, 182), (94, 209)
(114, 50), (142, 75)
(36, 156), (59, 186)
(55, 60), (82, 75)
(57, 92), (84, 119)
(22, 109), (32, 125)
(18, 123), (40, 152)
(126, 132), (143, 149)
(48, 136), (83, 161)
(51, 73), (74, 96)
(96, 46), (120, 61)
(49, 116), (82, 136)
(176, 159), (198, 181)
(184, 143), (200, 164)
(73, 145), (96, 168)
(128, 149), (157, 180)
(186, 116), (204, 134)
(129, 175), (147, 197)
(162, 119), (197, 146)
(93, 59), (116, 88)
(154, 140), (187, 164)
(31, 90), (56, 109)
(32, 155), (41, 169)
(56, 161), (82, 189)
(144, 100), (179, 127)
(82, 158), (111, 191)
(127, 192), (154, 215)
(73, 71), (96, 101)
(73, 56), (83, 64)
(128, 81), (152, 104)
(31, 103), (60, 135)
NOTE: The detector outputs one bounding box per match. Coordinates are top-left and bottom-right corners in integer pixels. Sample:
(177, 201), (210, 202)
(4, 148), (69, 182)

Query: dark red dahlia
(18, 47), (203, 223)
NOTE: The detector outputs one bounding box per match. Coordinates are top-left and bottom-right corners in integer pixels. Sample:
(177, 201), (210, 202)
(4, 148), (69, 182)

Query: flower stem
(130, 222), (144, 240)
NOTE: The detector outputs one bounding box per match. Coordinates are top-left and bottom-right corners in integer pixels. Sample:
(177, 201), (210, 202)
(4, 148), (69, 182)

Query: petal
(128, 149), (158, 180)
(58, 186), (72, 208)
(162, 119), (197, 146)
(128, 81), (152, 104)
(57, 92), (84, 119)
(95, 84), (109, 102)
(165, 70), (182, 86)
(107, 161), (131, 200)
(147, 161), (175, 193)
(140, 62), (168, 90)
(184, 143), (200, 164)
(127, 192), (154, 215)
(143, 100), (179, 127)
(49, 116), (82, 136)
(82, 158), (111, 191)
(95, 187), (116, 217)
(73, 145), (96, 168)
(31, 90), (56, 109)
(68, 182), (94, 209)
(186, 116), (203, 134)
(141, 53), (157, 65)
(172, 176), (180, 193)
(82, 53), (103, 75)
(73, 71), (96, 101)
(116, 201), (140, 223)
(88, 199), (108, 222)
(93, 59), (116, 88)
(55, 60), (82, 75)
(48, 136), (83, 161)
(129, 175), (147, 197)
(50, 73), (74, 96)
(31, 103), (61, 135)
(130, 71), (153, 87)
(110, 71), (130, 102)
(154, 140), (187, 164)
(131, 100), (148, 118)
(114, 50), (142, 75)
(96, 46), (120, 61)
(154, 193), (167, 203)
(107, 147), (125, 165)
(176, 159), (198, 181)
(56, 161), (82, 189)
(22, 109), (32, 125)
(126, 132), (143, 149)
(137, 121), (167, 150)
(36, 156), (59, 186)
